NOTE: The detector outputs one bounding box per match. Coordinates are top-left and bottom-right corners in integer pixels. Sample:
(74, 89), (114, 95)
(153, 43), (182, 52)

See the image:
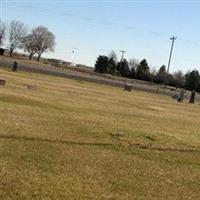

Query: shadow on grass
(110, 135), (200, 153)
(131, 143), (200, 153)
(0, 134), (199, 153)
(0, 134), (112, 147)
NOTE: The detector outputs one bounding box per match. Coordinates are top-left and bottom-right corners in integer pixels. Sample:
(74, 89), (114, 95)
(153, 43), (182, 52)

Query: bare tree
(22, 34), (37, 60)
(0, 19), (6, 47)
(129, 58), (139, 69)
(108, 50), (118, 63)
(32, 26), (55, 61)
(173, 70), (185, 88)
(8, 20), (27, 57)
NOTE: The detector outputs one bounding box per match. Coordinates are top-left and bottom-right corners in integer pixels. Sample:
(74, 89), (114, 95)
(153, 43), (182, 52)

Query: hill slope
(0, 68), (200, 199)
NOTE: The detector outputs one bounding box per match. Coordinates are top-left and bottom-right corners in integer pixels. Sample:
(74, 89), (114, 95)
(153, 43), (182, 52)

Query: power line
(3, 1), (200, 51)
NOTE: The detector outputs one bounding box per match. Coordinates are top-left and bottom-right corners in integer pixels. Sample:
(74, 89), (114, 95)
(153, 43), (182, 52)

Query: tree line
(1, 19), (200, 92)
(94, 51), (200, 92)
(0, 19), (55, 61)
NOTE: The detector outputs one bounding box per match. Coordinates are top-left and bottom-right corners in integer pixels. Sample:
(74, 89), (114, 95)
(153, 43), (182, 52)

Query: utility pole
(120, 50), (126, 62)
(120, 50), (126, 74)
(165, 36), (177, 87)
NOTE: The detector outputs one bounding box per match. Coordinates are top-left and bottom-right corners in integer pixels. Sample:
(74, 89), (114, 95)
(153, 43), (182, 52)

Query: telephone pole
(120, 50), (126, 62)
(165, 36), (177, 87)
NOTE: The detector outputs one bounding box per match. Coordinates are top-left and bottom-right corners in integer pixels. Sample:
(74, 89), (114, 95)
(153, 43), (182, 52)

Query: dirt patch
(148, 106), (165, 111)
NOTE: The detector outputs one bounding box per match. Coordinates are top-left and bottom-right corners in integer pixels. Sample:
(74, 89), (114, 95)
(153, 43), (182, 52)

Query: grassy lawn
(0, 68), (200, 199)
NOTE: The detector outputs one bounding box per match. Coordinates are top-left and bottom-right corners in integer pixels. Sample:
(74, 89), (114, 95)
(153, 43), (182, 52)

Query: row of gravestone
(0, 61), (37, 90)
(124, 82), (197, 104)
(0, 61), (18, 86)
(172, 89), (196, 104)
(0, 62), (198, 104)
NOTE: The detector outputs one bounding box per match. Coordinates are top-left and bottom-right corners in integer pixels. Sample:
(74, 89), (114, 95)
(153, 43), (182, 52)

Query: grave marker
(12, 61), (18, 72)
(189, 90), (196, 104)
(0, 79), (6, 86)
(177, 89), (184, 102)
(124, 82), (132, 92)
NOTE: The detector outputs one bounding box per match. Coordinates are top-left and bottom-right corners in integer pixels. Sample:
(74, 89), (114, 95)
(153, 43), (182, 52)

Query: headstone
(189, 90), (196, 103)
(172, 93), (179, 100)
(12, 61), (18, 72)
(0, 79), (6, 86)
(124, 82), (132, 92)
(177, 89), (184, 102)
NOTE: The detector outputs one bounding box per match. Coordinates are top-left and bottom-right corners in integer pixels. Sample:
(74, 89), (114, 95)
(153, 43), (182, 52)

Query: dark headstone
(0, 79), (6, 86)
(172, 93), (179, 100)
(189, 90), (196, 104)
(12, 61), (18, 72)
(0, 48), (5, 56)
(124, 82), (132, 92)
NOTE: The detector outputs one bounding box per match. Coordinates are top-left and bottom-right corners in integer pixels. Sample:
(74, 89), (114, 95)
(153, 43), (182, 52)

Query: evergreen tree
(108, 57), (117, 75)
(185, 70), (200, 91)
(158, 65), (167, 74)
(154, 65), (167, 84)
(120, 59), (130, 77)
(136, 59), (150, 81)
(94, 55), (109, 73)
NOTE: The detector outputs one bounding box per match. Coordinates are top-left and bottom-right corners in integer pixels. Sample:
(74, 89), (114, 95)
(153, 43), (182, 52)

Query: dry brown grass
(0, 68), (200, 199)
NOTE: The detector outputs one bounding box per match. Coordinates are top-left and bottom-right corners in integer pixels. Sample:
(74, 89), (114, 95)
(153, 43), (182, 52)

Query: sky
(1, 0), (200, 72)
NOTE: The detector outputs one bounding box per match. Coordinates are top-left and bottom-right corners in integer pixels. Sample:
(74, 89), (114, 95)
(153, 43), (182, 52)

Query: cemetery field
(0, 68), (200, 200)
